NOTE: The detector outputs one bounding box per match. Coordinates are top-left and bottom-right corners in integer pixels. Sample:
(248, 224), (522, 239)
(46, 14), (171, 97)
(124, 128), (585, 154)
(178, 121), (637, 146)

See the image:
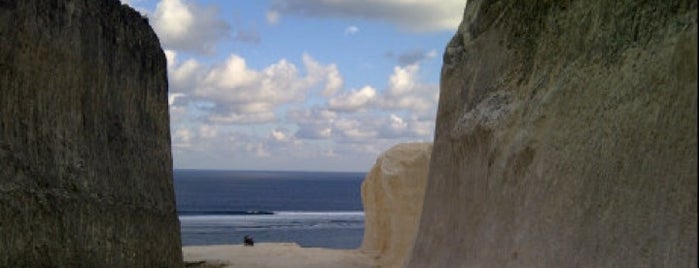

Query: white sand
(183, 243), (378, 268)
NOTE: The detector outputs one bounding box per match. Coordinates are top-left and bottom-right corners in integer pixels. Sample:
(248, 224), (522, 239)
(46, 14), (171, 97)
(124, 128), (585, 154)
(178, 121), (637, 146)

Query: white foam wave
(179, 211), (365, 230)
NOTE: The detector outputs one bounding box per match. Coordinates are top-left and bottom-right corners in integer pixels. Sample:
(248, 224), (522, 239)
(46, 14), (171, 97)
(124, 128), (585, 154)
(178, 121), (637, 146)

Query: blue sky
(123, 0), (465, 172)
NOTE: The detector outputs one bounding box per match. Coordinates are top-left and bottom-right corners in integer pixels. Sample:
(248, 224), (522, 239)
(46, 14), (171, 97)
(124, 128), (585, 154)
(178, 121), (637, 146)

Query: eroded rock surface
(408, 1), (697, 267)
(0, 0), (182, 266)
(361, 142), (431, 268)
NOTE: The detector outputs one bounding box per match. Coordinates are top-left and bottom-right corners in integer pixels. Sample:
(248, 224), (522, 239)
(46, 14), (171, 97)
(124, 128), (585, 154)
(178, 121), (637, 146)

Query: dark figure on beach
(243, 235), (254, 246)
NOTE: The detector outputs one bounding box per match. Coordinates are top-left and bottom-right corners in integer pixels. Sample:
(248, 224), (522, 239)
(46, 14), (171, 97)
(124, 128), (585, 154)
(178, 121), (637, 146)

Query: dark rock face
(409, 0), (696, 267)
(0, 0), (182, 266)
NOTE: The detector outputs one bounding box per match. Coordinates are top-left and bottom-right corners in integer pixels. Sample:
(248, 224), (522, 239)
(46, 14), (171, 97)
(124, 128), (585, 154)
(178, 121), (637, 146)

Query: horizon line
(173, 168), (368, 174)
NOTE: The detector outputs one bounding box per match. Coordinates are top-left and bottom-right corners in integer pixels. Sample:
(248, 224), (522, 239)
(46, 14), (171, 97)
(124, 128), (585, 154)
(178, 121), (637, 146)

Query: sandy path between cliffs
(183, 243), (378, 268)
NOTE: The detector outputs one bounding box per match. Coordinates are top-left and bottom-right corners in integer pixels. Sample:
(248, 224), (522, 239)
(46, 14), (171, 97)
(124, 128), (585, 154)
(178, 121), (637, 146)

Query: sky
(122, 0), (466, 172)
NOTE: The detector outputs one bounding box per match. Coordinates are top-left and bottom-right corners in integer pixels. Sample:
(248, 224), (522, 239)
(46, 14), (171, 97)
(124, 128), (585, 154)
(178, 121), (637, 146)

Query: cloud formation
(266, 10), (281, 25)
(167, 52), (345, 124)
(151, 0), (446, 170)
(328, 86), (377, 112)
(287, 60), (438, 146)
(344, 25), (359, 35)
(268, 0), (464, 32)
(167, 50), (438, 170)
(386, 48), (439, 66)
(151, 0), (230, 54)
(288, 108), (336, 139)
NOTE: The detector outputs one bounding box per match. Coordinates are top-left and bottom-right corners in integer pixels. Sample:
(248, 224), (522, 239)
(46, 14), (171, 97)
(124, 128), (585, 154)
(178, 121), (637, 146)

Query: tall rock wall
(0, 0), (182, 266)
(408, 0), (697, 267)
(361, 143), (431, 268)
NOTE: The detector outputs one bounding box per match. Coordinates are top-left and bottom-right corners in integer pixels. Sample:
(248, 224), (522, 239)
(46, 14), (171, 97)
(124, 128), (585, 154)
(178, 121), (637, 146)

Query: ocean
(174, 170), (366, 249)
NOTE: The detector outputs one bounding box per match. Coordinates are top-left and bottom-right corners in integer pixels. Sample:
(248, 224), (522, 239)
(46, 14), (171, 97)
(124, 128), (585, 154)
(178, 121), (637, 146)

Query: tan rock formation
(0, 0), (181, 266)
(361, 142), (432, 268)
(408, 0), (697, 267)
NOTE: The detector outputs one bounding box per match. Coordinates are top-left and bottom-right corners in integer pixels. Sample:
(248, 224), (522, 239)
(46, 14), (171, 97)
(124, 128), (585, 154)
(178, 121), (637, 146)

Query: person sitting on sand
(243, 235), (254, 246)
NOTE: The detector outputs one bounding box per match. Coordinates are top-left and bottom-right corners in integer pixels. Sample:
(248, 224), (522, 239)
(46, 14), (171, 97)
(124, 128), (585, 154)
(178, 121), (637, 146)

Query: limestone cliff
(361, 143), (431, 268)
(408, 0), (697, 267)
(0, 0), (182, 266)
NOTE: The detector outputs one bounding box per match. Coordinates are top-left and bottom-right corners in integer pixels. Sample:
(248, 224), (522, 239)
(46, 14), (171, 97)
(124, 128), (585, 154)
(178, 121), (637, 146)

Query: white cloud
(344, 25), (359, 35)
(389, 114), (407, 131)
(301, 54), (344, 97)
(164, 49), (177, 68)
(172, 59), (201, 89)
(287, 108), (338, 139)
(268, 0), (464, 32)
(334, 118), (378, 140)
(323, 66), (343, 96)
(201, 55), (261, 92)
(165, 53), (343, 124)
(288, 108), (337, 139)
(387, 64), (417, 96)
(198, 124), (218, 139)
(164, 50), (201, 132)
(209, 110), (277, 124)
(269, 128), (302, 145)
(157, 0), (445, 170)
(315, 62), (437, 119)
(168, 58), (437, 170)
(152, 0), (230, 54)
(168, 93), (186, 105)
(195, 56), (301, 124)
(169, 103), (188, 124)
(247, 143), (271, 158)
(266, 10), (281, 25)
(322, 149), (337, 157)
(426, 49), (438, 58)
(328, 86), (377, 112)
(284, 60), (438, 145)
(298, 108), (338, 122)
(379, 63), (438, 116)
(271, 129), (290, 142)
(173, 127), (194, 148)
(375, 113), (433, 139)
(165, 50), (202, 94)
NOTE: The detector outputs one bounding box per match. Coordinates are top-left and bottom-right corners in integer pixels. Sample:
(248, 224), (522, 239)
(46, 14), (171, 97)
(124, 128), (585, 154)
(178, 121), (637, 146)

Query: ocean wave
(179, 211), (365, 230)
(179, 211), (363, 219)
(274, 211), (364, 216)
(178, 210), (275, 216)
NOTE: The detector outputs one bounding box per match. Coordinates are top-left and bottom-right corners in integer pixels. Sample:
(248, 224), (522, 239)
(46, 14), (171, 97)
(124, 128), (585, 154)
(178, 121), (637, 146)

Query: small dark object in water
(243, 235), (254, 246)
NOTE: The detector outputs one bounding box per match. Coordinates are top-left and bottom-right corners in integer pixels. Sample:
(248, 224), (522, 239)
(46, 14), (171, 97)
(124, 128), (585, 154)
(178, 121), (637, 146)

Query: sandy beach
(183, 243), (377, 268)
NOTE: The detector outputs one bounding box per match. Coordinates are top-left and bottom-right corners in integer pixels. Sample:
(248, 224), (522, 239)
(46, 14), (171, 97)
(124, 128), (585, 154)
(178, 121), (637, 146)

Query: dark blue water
(174, 170), (366, 249)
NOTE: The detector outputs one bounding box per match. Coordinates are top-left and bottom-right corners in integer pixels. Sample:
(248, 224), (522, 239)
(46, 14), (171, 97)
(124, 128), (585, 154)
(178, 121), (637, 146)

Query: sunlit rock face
(0, 0), (182, 266)
(361, 142), (432, 268)
(408, 0), (697, 267)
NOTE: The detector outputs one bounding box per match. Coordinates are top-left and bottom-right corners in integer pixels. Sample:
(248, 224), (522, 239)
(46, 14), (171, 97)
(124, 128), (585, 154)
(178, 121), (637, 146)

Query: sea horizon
(173, 168), (369, 174)
(174, 169), (366, 249)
